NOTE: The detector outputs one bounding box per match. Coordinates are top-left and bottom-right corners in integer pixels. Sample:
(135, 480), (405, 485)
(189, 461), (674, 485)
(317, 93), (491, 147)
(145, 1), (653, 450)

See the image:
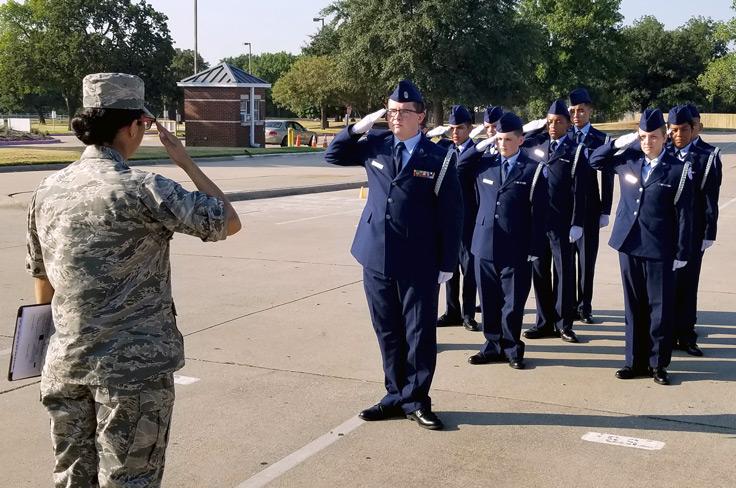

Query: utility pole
(194, 0), (198, 74)
(244, 42), (252, 73)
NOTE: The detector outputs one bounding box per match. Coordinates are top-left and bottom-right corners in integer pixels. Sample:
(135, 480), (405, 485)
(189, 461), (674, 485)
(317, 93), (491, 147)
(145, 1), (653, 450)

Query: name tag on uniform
(514, 181), (528, 185)
(534, 149), (545, 159)
(658, 183), (672, 188)
(482, 178), (494, 185)
(560, 158), (570, 163)
(625, 174), (639, 184)
(413, 170), (435, 179)
(371, 160), (384, 170)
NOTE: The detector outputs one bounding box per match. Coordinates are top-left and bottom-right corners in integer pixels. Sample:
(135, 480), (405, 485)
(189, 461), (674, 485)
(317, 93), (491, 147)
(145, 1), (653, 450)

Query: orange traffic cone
(295, 134), (302, 147)
(311, 135), (317, 148)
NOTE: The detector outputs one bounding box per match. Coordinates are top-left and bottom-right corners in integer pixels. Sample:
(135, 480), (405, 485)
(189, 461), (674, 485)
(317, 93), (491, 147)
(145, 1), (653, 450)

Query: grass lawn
(0, 145), (323, 166)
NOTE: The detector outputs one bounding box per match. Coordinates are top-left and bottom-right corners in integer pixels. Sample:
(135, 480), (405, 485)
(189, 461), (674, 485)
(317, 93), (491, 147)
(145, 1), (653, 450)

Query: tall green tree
(166, 48), (208, 120)
(0, 0), (175, 127)
(324, 0), (537, 124)
(699, 1), (736, 111)
(518, 0), (625, 120)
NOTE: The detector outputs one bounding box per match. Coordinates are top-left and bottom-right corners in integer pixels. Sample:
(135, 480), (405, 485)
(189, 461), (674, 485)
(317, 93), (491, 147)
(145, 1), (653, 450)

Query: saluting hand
(353, 109), (386, 134)
(522, 118), (547, 134)
(426, 125), (449, 138)
(475, 135), (497, 152)
(469, 125), (485, 140)
(156, 122), (190, 167)
(614, 132), (638, 149)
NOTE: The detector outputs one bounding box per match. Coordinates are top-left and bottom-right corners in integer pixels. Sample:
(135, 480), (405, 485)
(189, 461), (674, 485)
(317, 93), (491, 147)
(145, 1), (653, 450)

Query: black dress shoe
(615, 366), (637, 379)
(463, 318), (480, 331)
(467, 352), (505, 365)
(509, 358), (525, 370)
(522, 327), (561, 339)
(652, 367), (670, 385)
(579, 312), (595, 324)
(682, 343), (704, 357)
(406, 408), (444, 430)
(437, 313), (462, 327)
(560, 330), (579, 343)
(358, 403), (404, 421)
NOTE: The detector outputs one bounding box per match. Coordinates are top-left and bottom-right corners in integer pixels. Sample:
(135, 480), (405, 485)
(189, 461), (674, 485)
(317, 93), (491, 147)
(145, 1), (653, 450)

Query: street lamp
(194, 0), (198, 74)
(243, 42), (252, 73)
(313, 17), (324, 29)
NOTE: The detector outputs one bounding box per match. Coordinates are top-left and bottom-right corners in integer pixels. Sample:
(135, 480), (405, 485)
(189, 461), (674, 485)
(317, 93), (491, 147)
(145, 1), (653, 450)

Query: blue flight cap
(686, 103), (701, 119)
(668, 105), (693, 126)
(483, 106), (504, 124)
(639, 108), (665, 132)
(547, 99), (571, 120)
(389, 80), (423, 104)
(448, 105), (472, 125)
(496, 112), (523, 133)
(569, 88), (592, 106)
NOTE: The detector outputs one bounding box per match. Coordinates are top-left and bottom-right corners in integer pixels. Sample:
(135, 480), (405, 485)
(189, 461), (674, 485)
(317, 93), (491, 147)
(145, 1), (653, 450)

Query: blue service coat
(589, 141), (693, 261)
(575, 126), (615, 218)
(325, 126), (463, 279)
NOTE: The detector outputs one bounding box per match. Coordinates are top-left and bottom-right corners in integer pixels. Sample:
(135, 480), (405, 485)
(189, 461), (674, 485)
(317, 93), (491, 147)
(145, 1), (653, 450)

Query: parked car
(265, 120), (317, 146)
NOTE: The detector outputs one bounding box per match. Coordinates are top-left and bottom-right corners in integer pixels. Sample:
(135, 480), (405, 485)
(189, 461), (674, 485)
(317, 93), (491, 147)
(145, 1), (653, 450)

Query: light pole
(243, 42), (252, 73)
(194, 0), (198, 74)
(313, 17), (324, 30)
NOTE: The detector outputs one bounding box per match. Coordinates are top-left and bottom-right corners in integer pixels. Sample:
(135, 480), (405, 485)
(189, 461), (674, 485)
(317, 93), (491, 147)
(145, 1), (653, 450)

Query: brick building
(178, 63), (271, 147)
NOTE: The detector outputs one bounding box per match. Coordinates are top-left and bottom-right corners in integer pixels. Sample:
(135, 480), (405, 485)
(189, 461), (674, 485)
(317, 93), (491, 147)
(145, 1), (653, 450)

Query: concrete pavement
(0, 136), (735, 487)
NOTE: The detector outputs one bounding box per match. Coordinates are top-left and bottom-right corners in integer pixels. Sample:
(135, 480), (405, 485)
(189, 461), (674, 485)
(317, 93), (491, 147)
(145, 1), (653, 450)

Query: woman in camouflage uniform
(26, 73), (241, 488)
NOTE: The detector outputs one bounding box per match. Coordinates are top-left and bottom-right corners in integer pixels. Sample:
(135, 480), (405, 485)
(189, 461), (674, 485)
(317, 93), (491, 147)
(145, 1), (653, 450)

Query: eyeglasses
(140, 117), (156, 130)
(386, 108), (420, 119)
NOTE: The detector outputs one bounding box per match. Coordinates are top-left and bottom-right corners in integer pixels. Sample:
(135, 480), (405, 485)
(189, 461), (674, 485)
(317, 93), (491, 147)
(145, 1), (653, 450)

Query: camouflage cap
(82, 73), (154, 117)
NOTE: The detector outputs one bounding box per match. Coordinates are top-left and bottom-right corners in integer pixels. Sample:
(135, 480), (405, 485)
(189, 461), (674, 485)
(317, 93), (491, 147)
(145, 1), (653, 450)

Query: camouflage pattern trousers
(40, 374), (175, 488)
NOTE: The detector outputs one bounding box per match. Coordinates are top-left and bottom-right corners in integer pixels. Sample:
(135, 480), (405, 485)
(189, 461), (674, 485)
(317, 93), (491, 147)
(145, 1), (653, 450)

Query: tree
(272, 56), (344, 129)
(165, 48), (208, 120)
(518, 0), (625, 120)
(324, 0), (537, 124)
(0, 0), (175, 128)
(699, 2), (736, 111)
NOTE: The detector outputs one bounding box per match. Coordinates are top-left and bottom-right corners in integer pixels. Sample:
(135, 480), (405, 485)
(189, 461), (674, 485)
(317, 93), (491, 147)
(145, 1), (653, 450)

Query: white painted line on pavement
(582, 432), (665, 451)
(275, 209), (360, 225)
(719, 196), (736, 211)
(0, 348), (11, 358)
(235, 415), (365, 488)
(173, 375), (200, 385)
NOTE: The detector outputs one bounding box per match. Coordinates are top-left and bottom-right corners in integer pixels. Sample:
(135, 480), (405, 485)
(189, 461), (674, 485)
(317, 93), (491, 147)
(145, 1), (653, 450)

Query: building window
(240, 94), (263, 123)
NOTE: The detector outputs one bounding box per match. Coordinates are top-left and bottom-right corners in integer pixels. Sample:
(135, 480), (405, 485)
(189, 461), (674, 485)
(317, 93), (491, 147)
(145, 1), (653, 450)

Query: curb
(0, 150), (326, 173)
(0, 139), (61, 147)
(0, 180), (366, 210)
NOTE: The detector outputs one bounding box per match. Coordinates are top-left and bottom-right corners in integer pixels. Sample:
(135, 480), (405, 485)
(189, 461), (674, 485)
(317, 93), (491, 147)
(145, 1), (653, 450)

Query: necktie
(677, 150), (685, 161)
(502, 159), (510, 183)
(576, 131), (584, 144)
(394, 142), (405, 174)
(642, 161), (652, 182)
(550, 140), (558, 154)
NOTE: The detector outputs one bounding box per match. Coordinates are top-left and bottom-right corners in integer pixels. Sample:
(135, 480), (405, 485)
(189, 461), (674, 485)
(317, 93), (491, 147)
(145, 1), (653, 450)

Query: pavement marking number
(582, 432), (665, 451)
(235, 415), (364, 488)
(173, 375), (200, 385)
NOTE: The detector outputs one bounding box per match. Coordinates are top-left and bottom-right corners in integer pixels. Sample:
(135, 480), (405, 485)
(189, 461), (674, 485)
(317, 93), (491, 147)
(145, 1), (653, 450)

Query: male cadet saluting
(568, 88), (614, 324)
(589, 109), (693, 385)
(687, 103), (720, 154)
(483, 105), (504, 142)
(459, 112), (547, 370)
(434, 105), (480, 331)
(522, 100), (589, 344)
(666, 105), (722, 357)
(325, 80), (463, 430)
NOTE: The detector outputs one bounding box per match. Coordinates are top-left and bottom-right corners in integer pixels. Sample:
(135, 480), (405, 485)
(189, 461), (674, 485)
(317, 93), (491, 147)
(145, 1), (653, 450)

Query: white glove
(673, 260), (688, 271)
(523, 118), (547, 133)
(353, 108), (386, 134)
(527, 255), (539, 262)
(599, 214), (610, 228)
(569, 225), (583, 243)
(614, 132), (638, 149)
(469, 125), (485, 140)
(475, 135), (497, 152)
(702, 240), (714, 251)
(438, 271), (454, 284)
(426, 125), (449, 138)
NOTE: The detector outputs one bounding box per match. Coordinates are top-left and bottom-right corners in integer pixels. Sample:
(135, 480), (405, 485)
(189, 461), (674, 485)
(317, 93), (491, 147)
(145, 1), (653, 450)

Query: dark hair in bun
(71, 108), (144, 146)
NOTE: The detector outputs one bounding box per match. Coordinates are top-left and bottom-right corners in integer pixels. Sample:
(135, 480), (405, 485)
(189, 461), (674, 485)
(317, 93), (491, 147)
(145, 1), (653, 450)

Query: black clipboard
(7, 303), (54, 381)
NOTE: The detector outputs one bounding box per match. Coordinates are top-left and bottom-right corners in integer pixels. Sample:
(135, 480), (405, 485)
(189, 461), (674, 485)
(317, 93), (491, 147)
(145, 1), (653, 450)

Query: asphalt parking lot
(1, 135), (735, 487)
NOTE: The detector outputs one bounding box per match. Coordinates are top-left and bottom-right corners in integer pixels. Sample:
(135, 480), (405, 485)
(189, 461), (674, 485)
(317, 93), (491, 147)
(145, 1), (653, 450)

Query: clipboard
(7, 303), (54, 381)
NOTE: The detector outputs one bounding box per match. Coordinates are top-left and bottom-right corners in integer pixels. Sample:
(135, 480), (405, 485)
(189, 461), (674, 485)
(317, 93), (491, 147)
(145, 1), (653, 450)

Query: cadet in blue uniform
(522, 100), (589, 344)
(459, 112), (547, 369)
(687, 104), (719, 154)
(325, 80), (463, 430)
(435, 105), (480, 331)
(589, 109), (693, 385)
(568, 88), (614, 324)
(483, 105), (504, 141)
(666, 105), (722, 356)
